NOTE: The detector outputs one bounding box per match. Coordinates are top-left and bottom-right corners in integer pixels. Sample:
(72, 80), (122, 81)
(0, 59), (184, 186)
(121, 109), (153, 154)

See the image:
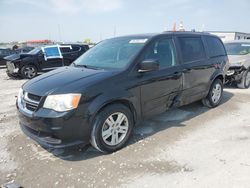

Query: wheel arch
(21, 63), (39, 71)
(204, 72), (224, 96)
(89, 98), (138, 126)
(213, 74), (224, 84)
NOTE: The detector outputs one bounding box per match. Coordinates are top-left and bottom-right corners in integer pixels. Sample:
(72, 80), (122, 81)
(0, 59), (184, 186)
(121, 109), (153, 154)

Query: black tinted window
(179, 37), (206, 63)
(72, 46), (80, 52)
(143, 38), (176, 69)
(206, 36), (226, 57)
(60, 47), (71, 53)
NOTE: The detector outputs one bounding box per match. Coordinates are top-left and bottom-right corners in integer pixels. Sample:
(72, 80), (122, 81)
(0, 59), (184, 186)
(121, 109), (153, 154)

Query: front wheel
(21, 65), (37, 79)
(90, 104), (134, 153)
(237, 69), (250, 89)
(202, 79), (223, 108)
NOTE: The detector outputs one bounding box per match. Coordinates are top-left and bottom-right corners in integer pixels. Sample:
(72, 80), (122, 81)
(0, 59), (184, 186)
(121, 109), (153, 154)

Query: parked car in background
(6, 44), (89, 79)
(0, 47), (34, 67)
(224, 40), (250, 88)
(17, 32), (228, 153)
(0, 48), (15, 66)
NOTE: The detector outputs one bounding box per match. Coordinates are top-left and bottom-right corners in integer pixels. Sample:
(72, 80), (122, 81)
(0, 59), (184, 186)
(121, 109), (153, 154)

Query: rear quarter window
(205, 36), (226, 58)
(60, 47), (72, 53)
(178, 37), (206, 63)
(72, 46), (81, 52)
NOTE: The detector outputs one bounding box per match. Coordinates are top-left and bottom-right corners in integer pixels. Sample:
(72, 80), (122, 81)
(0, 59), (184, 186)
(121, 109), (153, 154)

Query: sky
(0, 0), (250, 43)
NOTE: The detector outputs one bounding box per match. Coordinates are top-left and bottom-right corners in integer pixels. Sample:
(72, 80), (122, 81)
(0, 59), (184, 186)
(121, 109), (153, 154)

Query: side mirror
(138, 59), (159, 73)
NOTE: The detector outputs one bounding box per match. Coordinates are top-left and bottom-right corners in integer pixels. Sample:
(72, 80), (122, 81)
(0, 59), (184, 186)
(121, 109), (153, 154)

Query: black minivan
(17, 32), (228, 153)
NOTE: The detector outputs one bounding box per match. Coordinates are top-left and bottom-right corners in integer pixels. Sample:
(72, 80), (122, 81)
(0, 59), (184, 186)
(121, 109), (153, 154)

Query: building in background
(208, 31), (250, 42)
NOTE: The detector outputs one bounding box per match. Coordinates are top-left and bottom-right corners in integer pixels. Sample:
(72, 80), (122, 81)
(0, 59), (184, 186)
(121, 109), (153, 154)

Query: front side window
(225, 43), (250, 55)
(179, 37), (206, 63)
(74, 37), (148, 69)
(142, 38), (176, 69)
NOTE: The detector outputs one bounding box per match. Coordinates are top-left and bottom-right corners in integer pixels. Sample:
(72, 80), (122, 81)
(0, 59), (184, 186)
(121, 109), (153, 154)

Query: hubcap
(102, 112), (129, 146)
(211, 83), (222, 104)
(24, 67), (36, 78)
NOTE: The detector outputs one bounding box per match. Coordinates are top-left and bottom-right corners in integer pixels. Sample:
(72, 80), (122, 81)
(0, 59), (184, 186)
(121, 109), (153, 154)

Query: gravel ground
(0, 68), (250, 188)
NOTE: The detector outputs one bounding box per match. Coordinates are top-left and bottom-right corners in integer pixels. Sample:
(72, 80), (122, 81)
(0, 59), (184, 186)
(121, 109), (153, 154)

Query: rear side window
(179, 37), (206, 63)
(60, 47), (71, 53)
(206, 36), (226, 57)
(72, 46), (80, 52)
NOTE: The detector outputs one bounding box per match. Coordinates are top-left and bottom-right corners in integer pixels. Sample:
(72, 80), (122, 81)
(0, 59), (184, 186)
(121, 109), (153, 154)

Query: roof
(113, 31), (215, 39)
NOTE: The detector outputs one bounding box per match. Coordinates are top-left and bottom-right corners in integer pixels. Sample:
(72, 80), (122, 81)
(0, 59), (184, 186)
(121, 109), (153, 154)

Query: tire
(237, 69), (250, 89)
(90, 104), (134, 153)
(202, 79), (223, 108)
(21, 65), (37, 79)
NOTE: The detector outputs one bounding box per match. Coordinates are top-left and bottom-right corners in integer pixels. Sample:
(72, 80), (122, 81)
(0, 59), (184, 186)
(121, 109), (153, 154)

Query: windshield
(225, 43), (250, 55)
(27, 47), (41, 55)
(73, 37), (148, 69)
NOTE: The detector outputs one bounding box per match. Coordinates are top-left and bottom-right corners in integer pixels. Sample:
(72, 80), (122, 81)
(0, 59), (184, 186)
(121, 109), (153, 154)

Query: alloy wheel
(23, 67), (36, 78)
(211, 83), (222, 103)
(101, 112), (129, 146)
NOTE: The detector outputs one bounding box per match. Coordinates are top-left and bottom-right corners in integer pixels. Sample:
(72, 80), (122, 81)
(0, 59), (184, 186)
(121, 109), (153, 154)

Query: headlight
(18, 88), (23, 102)
(43, 94), (81, 112)
(234, 62), (243, 66)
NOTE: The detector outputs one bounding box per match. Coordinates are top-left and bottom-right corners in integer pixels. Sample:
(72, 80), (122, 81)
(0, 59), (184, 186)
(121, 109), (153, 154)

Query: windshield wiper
(75, 64), (102, 70)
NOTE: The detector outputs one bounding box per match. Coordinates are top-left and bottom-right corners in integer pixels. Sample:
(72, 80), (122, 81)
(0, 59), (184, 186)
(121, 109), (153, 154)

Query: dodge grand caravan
(17, 32), (228, 153)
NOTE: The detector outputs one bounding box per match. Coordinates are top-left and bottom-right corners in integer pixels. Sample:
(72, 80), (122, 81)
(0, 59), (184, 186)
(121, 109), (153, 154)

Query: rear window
(179, 37), (206, 63)
(206, 36), (226, 57)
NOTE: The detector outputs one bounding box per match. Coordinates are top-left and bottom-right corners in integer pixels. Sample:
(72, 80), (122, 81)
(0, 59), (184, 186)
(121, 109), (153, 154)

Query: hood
(228, 55), (249, 66)
(4, 53), (33, 61)
(23, 66), (114, 96)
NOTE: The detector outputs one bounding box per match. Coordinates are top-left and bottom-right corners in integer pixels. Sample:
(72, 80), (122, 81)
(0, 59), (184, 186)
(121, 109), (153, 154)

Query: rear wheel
(202, 79), (223, 108)
(90, 104), (134, 153)
(237, 69), (250, 89)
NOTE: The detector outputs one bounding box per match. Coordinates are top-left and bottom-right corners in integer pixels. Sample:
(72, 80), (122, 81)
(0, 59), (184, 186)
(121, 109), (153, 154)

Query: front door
(138, 37), (183, 118)
(41, 58), (63, 71)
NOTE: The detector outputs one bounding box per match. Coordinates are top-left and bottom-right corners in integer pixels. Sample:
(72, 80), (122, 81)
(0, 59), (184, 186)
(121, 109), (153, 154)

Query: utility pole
(58, 24), (62, 42)
(113, 26), (117, 37)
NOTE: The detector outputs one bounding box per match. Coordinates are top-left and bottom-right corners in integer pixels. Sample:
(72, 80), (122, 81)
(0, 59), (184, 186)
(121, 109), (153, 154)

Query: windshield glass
(27, 47), (41, 55)
(73, 37), (148, 69)
(225, 43), (250, 55)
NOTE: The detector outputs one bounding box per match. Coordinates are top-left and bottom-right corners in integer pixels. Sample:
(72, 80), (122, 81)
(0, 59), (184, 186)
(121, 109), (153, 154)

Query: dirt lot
(0, 68), (250, 188)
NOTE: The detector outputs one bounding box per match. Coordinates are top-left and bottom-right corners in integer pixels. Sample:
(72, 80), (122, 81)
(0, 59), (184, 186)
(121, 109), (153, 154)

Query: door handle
(182, 68), (191, 73)
(172, 72), (182, 79)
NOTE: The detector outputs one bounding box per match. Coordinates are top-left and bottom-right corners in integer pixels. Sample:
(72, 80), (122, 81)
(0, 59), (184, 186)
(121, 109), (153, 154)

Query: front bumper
(6, 61), (19, 76)
(226, 66), (245, 82)
(17, 103), (92, 149)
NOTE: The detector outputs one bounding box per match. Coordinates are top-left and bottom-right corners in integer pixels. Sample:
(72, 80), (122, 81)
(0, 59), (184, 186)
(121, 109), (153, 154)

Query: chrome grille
(22, 92), (41, 112)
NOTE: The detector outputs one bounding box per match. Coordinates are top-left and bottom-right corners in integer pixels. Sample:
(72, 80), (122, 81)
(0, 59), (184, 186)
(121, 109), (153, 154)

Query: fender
(206, 69), (224, 95)
(86, 88), (142, 126)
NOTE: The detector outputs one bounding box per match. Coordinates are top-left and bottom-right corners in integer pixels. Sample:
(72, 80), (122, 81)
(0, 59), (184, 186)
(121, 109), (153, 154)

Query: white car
(224, 40), (250, 88)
